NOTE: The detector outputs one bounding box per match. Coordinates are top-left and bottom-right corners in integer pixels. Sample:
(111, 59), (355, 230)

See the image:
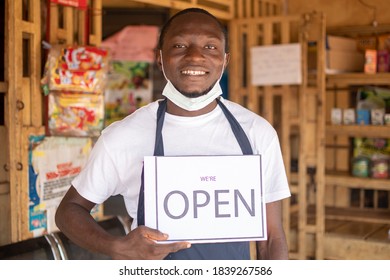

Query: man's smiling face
(158, 12), (228, 98)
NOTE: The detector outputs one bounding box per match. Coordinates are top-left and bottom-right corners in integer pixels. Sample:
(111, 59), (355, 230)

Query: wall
(287, 0), (390, 27)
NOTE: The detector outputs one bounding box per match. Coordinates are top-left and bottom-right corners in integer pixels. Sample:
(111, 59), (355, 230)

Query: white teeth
(181, 70), (206, 75)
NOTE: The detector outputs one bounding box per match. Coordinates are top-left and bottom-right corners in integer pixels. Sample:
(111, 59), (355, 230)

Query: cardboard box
(326, 35), (358, 51)
(364, 49), (377, 73)
(326, 49), (365, 73)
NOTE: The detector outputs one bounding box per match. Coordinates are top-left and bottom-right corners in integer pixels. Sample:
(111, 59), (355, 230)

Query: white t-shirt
(72, 98), (290, 228)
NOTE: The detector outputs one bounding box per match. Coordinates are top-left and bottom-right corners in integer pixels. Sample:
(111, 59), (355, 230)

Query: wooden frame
(126, 0), (235, 20)
(228, 11), (326, 259)
(1, 0), (103, 246)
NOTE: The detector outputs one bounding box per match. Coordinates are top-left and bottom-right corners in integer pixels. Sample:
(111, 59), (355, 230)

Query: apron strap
(137, 99), (167, 226)
(154, 98), (167, 156)
(216, 98), (253, 155)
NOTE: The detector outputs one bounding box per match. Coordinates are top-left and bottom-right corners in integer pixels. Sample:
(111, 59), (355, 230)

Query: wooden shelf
(326, 72), (390, 87)
(326, 124), (390, 138)
(325, 206), (390, 224)
(325, 171), (390, 191)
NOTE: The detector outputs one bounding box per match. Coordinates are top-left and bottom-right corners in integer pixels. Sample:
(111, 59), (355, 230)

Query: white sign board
(251, 43), (302, 86)
(144, 155), (266, 243)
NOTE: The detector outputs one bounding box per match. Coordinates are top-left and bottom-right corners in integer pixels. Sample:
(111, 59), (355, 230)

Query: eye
(205, 45), (217, 50)
(174, 44), (186, 48)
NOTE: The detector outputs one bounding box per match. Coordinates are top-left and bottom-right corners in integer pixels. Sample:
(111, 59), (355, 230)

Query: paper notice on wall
(29, 136), (92, 234)
(251, 43), (302, 86)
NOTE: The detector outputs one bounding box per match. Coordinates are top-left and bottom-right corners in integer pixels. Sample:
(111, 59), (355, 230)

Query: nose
(185, 45), (205, 61)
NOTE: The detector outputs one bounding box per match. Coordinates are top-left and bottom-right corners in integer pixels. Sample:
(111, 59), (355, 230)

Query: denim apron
(137, 98), (254, 260)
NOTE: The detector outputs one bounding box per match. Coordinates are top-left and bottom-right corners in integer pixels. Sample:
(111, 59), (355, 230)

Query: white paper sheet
(251, 43), (302, 86)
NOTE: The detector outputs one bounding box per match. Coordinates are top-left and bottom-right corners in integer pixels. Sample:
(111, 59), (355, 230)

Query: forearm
(256, 237), (288, 260)
(55, 202), (119, 257)
(256, 201), (289, 260)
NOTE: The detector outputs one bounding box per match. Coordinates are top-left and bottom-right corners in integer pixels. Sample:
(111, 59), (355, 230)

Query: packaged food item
(48, 45), (109, 93)
(364, 49), (377, 73)
(343, 108), (355, 124)
(371, 108), (385, 125)
(48, 91), (104, 137)
(351, 156), (370, 178)
(371, 156), (389, 179)
(331, 108), (342, 124)
(385, 114), (390, 125)
(356, 109), (370, 125)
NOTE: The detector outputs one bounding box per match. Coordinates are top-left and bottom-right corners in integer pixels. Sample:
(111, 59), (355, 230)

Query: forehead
(165, 12), (224, 41)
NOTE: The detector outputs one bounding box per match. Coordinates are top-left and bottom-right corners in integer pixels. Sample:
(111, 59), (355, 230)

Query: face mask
(160, 50), (226, 111)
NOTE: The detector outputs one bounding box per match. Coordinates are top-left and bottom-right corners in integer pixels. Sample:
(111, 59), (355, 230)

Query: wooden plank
(64, 7), (74, 44)
(130, 0), (235, 19)
(327, 73), (390, 87)
(78, 8), (87, 45)
(0, 182), (10, 196)
(22, 78), (31, 126)
(324, 234), (390, 260)
(30, 2), (42, 128)
(326, 172), (390, 191)
(7, 0), (25, 243)
(0, 189), (11, 246)
(261, 21), (273, 123)
(0, 126), (8, 182)
(366, 225), (390, 242)
(49, 3), (59, 43)
(326, 207), (390, 224)
(90, 0), (102, 46)
(326, 125), (390, 138)
(0, 82), (7, 92)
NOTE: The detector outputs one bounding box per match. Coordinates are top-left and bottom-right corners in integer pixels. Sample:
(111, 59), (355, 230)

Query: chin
(181, 87), (212, 98)
(182, 92), (206, 98)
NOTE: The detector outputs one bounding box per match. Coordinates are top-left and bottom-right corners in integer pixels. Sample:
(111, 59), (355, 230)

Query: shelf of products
(322, 27), (390, 258)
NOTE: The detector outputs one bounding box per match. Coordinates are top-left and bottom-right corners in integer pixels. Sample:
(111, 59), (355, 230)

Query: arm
(256, 200), (289, 260)
(55, 186), (191, 259)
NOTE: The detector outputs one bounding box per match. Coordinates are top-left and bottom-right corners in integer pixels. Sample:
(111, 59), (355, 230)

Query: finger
(137, 226), (169, 241)
(159, 241), (192, 253)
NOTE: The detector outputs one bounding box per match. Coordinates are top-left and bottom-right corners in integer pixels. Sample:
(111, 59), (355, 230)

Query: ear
(224, 53), (231, 70)
(156, 49), (163, 71)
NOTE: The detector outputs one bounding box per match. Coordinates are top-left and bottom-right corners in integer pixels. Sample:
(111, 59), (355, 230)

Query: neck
(166, 98), (218, 116)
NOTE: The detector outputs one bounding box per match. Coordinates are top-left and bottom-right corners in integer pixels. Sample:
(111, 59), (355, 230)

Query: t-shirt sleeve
(72, 135), (123, 204)
(263, 135), (291, 203)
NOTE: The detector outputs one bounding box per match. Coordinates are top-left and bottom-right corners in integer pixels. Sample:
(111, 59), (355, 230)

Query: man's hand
(110, 226), (191, 260)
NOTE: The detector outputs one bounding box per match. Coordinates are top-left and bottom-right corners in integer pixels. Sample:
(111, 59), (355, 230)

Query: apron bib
(137, 98), (254, 260)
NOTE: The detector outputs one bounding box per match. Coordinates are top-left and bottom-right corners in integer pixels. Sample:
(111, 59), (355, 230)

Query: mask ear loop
(159, 50), (169, 81)
(219, 53), (227, 81)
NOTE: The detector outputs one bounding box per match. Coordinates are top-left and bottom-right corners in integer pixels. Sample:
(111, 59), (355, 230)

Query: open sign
(144, 155), (266, 243)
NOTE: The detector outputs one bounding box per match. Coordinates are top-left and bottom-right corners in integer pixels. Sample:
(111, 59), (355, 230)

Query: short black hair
(157, 8), (229, 52)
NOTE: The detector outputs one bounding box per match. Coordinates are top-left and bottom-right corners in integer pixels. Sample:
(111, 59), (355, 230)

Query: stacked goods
(43, 45), (109, 137)
(356, 33), (390, 73)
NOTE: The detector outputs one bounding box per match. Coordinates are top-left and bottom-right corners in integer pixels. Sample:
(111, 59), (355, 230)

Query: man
(55, 7), (290, 260)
